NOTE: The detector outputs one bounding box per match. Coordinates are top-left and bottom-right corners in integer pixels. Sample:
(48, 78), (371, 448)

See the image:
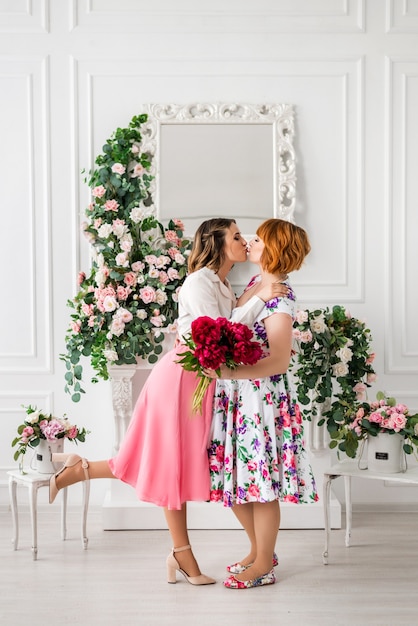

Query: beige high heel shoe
(49, 453), (89, 504)
(166, 545), (216, 585)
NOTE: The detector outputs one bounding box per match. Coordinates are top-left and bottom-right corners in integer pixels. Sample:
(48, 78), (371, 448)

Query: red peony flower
(177, 316), (263, 414)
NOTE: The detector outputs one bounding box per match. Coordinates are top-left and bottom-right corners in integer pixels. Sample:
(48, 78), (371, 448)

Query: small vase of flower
(12, 406), (89, 474)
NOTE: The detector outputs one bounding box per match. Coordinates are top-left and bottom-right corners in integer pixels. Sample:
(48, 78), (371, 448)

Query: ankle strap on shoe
(173, 544), (191, 553)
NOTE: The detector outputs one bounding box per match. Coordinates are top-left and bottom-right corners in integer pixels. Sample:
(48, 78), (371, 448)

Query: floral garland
(291, 305), (377, 457)
(60, 114), (192, 402)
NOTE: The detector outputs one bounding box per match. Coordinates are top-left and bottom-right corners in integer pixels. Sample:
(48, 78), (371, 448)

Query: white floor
(1, 505), (417, 626)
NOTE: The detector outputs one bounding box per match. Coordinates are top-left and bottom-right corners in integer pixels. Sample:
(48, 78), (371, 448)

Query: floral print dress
(208, 276), (318, 507)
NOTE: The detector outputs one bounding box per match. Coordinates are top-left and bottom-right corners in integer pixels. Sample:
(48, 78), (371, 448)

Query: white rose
(136, 309), (147, 320)
(149, 268), (160, 279)
(130, 207), (143, 224)
(332, 362), (349, 377)
(95, 270), (106, 287)
(336, 346), (353, 363)
(310, 314), (326, 334)
(98, 224), (113, 239)
(112, 223), (126, 238)
(103, 296), (118, 312)
(155, 289), (168, 306)
(296, 310), (309, 324)
(28, 410), (42, 424)
(104, 349), (118, 363)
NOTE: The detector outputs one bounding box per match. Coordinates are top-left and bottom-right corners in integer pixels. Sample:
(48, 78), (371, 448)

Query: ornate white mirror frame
(139, 103), (296, 234)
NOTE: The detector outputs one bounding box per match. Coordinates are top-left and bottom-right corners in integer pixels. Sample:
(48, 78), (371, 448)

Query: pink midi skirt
(108, 347), (215, 510)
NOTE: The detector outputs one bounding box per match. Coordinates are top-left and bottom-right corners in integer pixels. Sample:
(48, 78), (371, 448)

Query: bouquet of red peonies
(177, 316), (263, 414)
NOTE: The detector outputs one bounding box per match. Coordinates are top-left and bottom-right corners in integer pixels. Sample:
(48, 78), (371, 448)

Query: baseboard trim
(101, 492), (342, 530)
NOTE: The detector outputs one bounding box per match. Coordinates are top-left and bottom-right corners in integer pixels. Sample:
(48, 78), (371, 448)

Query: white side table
(8, 469), (90, 561)
(322, 461), (418, 564)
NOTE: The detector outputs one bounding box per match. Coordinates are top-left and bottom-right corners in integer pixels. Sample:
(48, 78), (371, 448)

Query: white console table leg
(344, 476), (352, 547)
(322, 472), (333, 564)
(81, 480), (90, 549)
(8, 476), (18, 551)
(28, 482), (39, 561)
(61, 487), (68, 540)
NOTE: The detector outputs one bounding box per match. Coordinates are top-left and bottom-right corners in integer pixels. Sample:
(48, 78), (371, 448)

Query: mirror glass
(141, 103), (296, 236)
(159, 123), (274, 234)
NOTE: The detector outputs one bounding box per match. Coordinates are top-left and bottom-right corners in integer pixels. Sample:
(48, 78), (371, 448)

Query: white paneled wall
(1, 1), (418, 522)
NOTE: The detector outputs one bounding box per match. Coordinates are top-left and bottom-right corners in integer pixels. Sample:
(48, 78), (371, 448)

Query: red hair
(256, 219), (311, 274)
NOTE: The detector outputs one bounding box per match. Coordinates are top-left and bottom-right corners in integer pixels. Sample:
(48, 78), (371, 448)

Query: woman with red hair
(207, 218), (318, 589)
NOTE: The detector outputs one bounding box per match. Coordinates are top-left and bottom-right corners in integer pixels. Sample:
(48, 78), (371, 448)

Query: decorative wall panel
(0, 0), (48, 32)
(386, 0), (418, 33)
(71, 0), (364, 33)
(385, 58), (418, 373)
(0, 57), (52, 373)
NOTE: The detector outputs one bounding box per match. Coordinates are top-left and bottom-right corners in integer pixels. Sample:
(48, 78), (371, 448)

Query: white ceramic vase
(367, 432), (405, 473)
(33, 439), (64, 474)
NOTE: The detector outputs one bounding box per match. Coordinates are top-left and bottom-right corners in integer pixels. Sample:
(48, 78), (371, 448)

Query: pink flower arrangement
(61, 113), (192, 402)
(12, 406), (89, 464)
(349, 392), (418, 454)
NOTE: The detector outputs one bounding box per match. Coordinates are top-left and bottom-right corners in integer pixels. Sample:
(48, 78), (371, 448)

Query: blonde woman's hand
(203, 365), (232, 380)
(258, 281), (288, 302)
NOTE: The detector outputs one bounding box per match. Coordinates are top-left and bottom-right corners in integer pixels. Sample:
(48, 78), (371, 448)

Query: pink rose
(168, 247), (179, 259)
(131, 261), (144, 272)
(116, 286), (130, 301)
(173, 219), (184, 230)
(366, 352), (376, 364)
(110, 317), (125, 337)
(117, 308), (133, 323)
(115, 252), (129, 267)
(158, 271), (169, 285)
(167, 268), (179, 281)
(353, 382), (367, 400)
(67, 426), (78, 438)
(150, 315), (164, 327)
(124, 272), (137, 287)
(387, 413), (407, 432)
(104, 199), (119, 212)
(71, 320), (81, 333)
(300, 329), (313, 343)
(77, 271), (86, 285)
(165, 230), (180, 244)
(92, 185), (106, 198)
(131, 163), (145, 178)
(111, 163), (126, 175)
(139, 286), (156, 304)
(369, 411), (383, 425)
(81, 302), (94, 316)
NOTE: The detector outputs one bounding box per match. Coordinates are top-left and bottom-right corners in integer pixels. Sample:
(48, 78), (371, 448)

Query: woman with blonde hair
(49, 217), (287, 585)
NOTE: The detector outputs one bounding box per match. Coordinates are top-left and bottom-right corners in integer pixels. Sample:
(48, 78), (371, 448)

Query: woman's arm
(209, 312), (293, 380)
(230, 283), (289, 326)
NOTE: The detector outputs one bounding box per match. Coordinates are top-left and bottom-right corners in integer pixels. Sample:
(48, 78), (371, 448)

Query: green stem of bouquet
(192, 376), (212, 415)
